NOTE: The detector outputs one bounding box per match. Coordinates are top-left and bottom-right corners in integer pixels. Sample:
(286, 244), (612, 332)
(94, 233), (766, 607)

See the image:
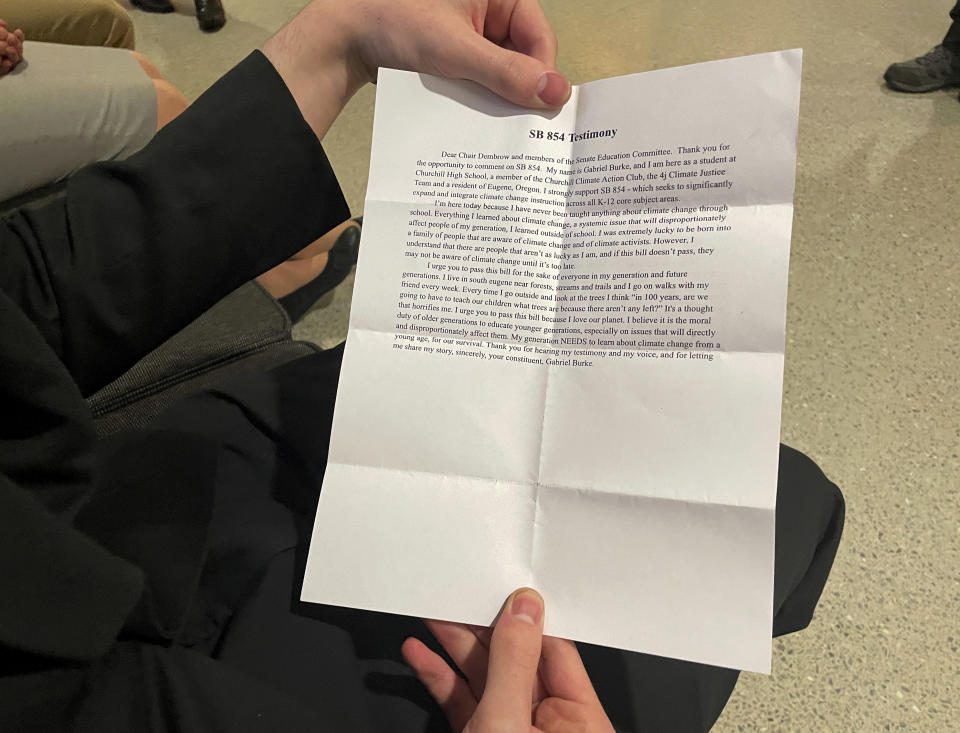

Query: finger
(533, 665), (549, 704)
(538, 636), (600, 705)
(482, 0), (556, 67)
(505, 0), (558, 67)
(468, 623), (493, 650)
(478, 588), (544, 723)
(533, 696), (588, 730)
(426, 619), (490, 698)
(488, 610), (547, 704)
(402, 637), (476, 731)
(440, 30), (569, 108)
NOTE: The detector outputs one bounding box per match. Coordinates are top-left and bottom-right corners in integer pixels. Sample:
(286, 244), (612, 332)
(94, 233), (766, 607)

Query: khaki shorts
(0, 41), (156, 202)
(0, 0), (135, 49)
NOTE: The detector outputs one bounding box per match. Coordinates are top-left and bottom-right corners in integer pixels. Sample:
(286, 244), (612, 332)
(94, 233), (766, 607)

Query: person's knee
(83, 0), (136, 49)
(3, 0), (133, 48)
(772, 445), (845, 636)
(131, 51), (163, 80)
(153, 78), (189, 129)
(776, 444), (845, 561)
(778, 445), (843, 510)
(129, 52), (189, 128)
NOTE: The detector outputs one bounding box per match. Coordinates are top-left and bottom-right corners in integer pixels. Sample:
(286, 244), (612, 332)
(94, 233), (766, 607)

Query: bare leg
(131, 51), (188, 129)
(256, 219), (360, 299)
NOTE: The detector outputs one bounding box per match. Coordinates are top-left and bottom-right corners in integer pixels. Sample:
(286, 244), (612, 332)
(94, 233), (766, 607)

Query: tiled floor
(128, 1), (959, 729)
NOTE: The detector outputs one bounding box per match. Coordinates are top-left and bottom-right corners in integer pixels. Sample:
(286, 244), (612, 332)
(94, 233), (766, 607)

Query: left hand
(0, 20), (25, 77)
(402, 588), (616, 733)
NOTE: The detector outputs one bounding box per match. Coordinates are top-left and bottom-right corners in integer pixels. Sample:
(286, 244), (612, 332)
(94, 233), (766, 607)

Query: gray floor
(127, 1), (959, 730)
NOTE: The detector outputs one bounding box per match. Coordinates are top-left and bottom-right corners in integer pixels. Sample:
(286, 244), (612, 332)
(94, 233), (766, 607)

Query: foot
(257, 219), (362, 322)
(131, 0), (175, 13)
(884, 45), (960, 92)
(195, 0), (226, 32)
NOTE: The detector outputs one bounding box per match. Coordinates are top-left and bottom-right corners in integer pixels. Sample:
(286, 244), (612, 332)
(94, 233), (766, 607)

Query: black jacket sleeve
(0, 51), (349, 663)
(0, 50), (350, 397)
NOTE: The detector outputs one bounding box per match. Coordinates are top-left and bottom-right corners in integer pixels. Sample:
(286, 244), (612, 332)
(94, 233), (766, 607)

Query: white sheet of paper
(302, 50), (802, 674)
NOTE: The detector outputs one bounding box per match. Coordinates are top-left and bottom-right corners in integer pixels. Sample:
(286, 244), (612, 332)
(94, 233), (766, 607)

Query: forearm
(0, 51), (349, 396)
(261, 1), (369, 140)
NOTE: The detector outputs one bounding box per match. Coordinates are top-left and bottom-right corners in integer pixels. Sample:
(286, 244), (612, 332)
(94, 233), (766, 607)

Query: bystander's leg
(944, 1), (960, 50)
(1, 0), (134, 49)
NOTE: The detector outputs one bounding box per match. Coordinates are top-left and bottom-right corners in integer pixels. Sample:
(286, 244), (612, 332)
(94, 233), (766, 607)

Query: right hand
(262, 0), (570, 139)
(402, 588), (616, 733)
(339, 0), (570, 108)
(0, 19), (25, 77)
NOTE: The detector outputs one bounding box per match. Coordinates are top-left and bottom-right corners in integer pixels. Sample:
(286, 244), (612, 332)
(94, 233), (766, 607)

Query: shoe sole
(132, 2), (175, 12)
(883, 72), (960, 93)
(198, 18), (226, 32)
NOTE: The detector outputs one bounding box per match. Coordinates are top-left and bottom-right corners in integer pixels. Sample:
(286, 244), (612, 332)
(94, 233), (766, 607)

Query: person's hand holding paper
(263, 0), (571, 140)
(403, 588), (616, 733)
(347, 0), (572, 108)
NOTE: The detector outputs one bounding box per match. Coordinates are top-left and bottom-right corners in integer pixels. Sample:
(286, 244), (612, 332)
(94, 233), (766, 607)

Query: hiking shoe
(884, 45), (960, 92)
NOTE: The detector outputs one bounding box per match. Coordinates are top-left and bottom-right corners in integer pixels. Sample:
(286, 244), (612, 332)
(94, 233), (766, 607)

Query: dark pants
(944, 1), (960, 49)
(7, 346), (844, 733)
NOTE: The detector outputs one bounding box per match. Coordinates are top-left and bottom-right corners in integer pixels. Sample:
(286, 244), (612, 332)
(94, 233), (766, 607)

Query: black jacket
(0, 51), (348, 727)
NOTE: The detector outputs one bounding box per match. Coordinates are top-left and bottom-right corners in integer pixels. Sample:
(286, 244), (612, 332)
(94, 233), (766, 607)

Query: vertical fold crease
(529, 98), (580, 585)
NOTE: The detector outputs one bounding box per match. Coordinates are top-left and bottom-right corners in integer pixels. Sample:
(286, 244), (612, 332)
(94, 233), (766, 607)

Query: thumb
(477, 588), (545, 724)
(447, 34), (570, 109)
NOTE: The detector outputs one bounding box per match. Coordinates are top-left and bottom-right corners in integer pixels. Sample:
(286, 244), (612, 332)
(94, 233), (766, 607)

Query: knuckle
(545, 31), (559, 57)
(534, 698), (591, 732)
(534, 698), (565, 726)
(497, 53), (531, 96)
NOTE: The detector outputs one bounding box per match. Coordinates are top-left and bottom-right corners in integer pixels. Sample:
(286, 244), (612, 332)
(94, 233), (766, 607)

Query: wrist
(261, 1), (370, 139)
